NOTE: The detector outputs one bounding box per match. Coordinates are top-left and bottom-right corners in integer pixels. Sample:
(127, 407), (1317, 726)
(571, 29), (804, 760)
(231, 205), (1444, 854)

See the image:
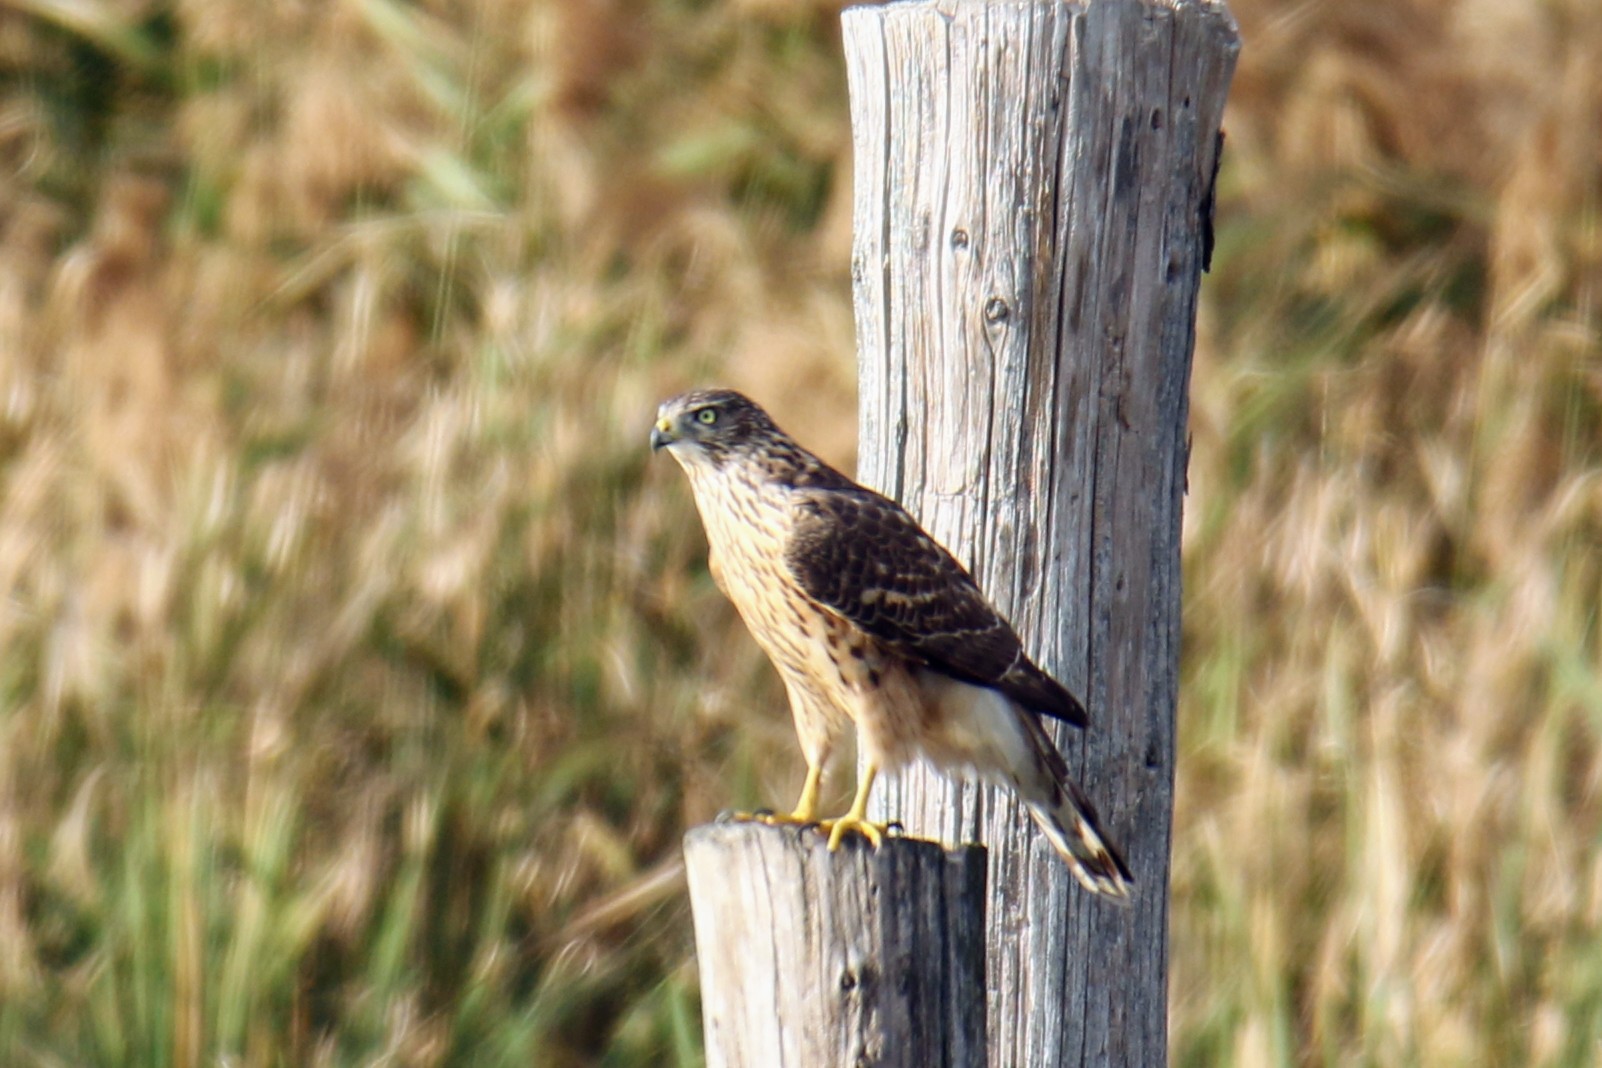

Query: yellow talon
(818, 763), (884, 851)
(821, 814), (887, 850)
(725, 809), (809, 827)
(787, 763), (824, 824)
(745, 763), (827, 826)
(754, 810), (815, 827)
(756, 813), (813, 832)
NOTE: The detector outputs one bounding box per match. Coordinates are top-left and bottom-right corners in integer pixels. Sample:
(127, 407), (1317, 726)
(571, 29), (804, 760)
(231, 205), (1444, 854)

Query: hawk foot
(756, 809), (821, 828)
(819, 814), (891, 851)
(715, 808), (819, 828)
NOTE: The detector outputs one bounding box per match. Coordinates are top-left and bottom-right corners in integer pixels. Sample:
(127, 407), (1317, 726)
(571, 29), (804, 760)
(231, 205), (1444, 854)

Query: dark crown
(669, 388), (780, 441)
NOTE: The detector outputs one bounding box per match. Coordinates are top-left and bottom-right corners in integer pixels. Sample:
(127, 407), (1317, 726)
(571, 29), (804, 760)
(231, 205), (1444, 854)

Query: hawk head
(651, 389), (780, 469)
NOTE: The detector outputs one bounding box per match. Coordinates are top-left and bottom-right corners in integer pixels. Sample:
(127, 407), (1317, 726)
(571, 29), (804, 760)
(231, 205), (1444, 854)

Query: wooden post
(843, 1), (1237, 1066)
(684, 823), (987, 1067)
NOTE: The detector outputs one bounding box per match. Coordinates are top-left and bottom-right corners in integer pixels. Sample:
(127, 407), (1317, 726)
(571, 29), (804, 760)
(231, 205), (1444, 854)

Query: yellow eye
(696, 408), (718, 425)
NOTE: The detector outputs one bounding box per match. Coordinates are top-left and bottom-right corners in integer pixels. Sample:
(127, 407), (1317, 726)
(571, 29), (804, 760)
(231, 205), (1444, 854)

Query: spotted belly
(693, 481), (930, 769)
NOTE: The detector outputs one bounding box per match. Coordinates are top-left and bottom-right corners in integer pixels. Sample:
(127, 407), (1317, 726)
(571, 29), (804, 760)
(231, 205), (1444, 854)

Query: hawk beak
(650, 417), (676, 452)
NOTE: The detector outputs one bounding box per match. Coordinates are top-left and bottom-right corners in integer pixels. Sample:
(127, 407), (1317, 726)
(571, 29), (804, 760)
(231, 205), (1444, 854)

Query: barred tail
(1026, 779), (1134, 902)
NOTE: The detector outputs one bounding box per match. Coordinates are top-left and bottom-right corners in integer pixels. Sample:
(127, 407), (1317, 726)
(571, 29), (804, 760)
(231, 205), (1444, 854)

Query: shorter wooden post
(684, 822), (987, 1068)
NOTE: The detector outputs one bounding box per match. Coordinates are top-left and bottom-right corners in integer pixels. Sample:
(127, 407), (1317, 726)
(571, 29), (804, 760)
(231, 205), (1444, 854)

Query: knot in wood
(950, 227), (970, 250)
(984, 296), (1010, 323)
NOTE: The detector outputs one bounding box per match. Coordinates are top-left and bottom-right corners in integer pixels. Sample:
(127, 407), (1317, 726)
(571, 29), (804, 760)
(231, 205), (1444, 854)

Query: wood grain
(843, 1), (1239, 1064)
(684, 822), (987, 1068)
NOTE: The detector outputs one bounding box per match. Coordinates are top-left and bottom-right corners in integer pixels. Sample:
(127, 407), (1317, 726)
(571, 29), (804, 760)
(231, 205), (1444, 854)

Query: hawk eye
(696, 408), (718, 426)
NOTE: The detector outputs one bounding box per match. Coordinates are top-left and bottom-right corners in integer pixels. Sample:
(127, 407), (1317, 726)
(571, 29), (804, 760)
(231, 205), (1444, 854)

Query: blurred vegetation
(0, 0), (1598, 1064)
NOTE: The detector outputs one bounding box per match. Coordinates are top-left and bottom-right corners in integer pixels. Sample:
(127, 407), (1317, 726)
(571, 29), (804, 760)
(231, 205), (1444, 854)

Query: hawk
(653, 388), (1131, 899)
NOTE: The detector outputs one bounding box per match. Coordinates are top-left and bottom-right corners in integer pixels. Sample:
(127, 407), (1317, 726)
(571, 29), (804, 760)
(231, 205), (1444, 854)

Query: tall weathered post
(844, 1), (1237, 1065)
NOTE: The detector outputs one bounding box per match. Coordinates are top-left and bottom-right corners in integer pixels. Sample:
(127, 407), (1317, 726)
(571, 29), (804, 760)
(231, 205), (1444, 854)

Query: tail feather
(920, 672), (1132, 900)
(1013, 708), (1133, 901)
(1026, 780), (1134, 902)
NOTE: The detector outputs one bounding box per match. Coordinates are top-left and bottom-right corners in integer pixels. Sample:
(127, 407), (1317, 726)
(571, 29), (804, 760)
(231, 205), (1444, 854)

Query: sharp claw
(821, 816), (887, 851)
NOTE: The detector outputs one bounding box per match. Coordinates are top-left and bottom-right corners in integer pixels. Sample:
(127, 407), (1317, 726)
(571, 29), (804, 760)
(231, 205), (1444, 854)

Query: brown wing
(786, 486), (1087, 727)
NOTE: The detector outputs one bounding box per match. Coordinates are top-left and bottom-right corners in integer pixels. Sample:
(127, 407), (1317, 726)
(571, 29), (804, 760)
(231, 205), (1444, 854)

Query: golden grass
(0, 0), (1598, 1063)
(1175, 1), (1602, 1062)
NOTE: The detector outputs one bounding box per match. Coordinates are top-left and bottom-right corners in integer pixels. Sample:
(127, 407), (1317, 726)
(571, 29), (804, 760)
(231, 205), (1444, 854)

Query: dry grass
(1177, 0), (1602, 1062)
(0, 0), (1598, 1064)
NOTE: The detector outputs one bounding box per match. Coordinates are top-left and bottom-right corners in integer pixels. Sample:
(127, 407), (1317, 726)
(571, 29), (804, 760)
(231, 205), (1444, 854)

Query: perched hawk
(653, 388), (1131, 899)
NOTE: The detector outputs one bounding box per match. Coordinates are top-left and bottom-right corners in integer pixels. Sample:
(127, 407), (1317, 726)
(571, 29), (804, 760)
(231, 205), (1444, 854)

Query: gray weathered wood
(843, 1), (1238, 1065)
(684, 822), (987, 1068)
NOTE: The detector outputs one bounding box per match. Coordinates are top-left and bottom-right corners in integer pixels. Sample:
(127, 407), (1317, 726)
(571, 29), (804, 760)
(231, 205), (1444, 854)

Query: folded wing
(785, 486), (1087, 727)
